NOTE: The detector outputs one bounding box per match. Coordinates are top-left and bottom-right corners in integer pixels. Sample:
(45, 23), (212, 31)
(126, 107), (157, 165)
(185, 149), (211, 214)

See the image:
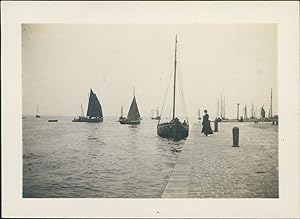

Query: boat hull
(72, 116), (89, 122)
(35, 115), (40, 118)
(119, 118), (141, 125)
(157, 119), (189, 140)
(87, 117), (103, 123)
(48, 119), (58, 122)
(151, 116), (161, 120)
(72, 116), (103, 123)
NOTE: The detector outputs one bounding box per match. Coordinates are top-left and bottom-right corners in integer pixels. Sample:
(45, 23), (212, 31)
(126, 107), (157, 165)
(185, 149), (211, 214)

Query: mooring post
(214, 121), (218, 132)
(232, 127), (239, 147)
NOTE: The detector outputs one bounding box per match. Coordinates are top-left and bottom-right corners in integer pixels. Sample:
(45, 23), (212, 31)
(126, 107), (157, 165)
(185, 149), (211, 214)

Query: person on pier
(201, 110), (213, 136)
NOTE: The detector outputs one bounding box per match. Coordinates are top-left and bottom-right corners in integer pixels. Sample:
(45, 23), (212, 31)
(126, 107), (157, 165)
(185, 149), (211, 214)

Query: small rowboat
(48, 119), (58, 122)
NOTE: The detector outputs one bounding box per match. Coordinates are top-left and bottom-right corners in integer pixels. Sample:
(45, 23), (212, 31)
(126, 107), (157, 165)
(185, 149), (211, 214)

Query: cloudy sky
(22, 24), (277, 119)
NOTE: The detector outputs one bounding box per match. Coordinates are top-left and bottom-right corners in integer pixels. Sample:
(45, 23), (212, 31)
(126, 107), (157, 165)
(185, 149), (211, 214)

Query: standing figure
(201, 109), (213, 136)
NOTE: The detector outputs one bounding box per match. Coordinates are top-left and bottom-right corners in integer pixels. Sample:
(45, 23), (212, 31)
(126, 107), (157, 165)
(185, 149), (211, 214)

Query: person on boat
(201, 110), (213, 136)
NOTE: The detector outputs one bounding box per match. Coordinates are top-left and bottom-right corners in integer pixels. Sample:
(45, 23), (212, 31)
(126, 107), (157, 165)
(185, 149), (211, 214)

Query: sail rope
(159, 60), (174, 122)
(177, 56), (189, 123)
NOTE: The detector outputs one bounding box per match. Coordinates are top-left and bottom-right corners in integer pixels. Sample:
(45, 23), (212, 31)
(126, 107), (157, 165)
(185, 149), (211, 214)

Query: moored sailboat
(197, 109), (202, 120)
(119, 89), (142, 125)
(119, 105), (126, 121)
(151, 106), (161, 120)
(72, 104), (89, 122)
(157, 35), (189, 140)
(35, 104), (40, 118)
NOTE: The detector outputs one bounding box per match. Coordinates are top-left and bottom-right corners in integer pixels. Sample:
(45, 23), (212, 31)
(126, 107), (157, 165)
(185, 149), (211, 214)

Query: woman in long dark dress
(201, 109), (213, 136)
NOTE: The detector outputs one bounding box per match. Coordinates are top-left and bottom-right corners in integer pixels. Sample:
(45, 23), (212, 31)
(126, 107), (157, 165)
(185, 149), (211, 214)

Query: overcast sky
(22, 24), (277, 119)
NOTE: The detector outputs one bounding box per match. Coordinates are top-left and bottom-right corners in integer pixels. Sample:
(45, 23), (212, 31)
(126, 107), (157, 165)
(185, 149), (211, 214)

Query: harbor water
(23, 116), (185, 198)
(23, 117), (278, 198)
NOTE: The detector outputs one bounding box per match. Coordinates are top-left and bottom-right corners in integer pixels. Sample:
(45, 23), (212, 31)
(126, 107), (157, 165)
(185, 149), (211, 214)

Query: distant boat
(35, 105), (40, 118)
(197, 109), (202, 120)
(119, 105), (126, 121)
(261, 106), (265, 119)
(48, 119), (58, 122)
(119, 89), (142, 125)
(72, 104), (89, 122)
(151, 106), (161, 120)
(269, 88), (273, 119)
(73, 89), (103, 123)
(86, 89), (103, 123)
(157, 35), (189, 140)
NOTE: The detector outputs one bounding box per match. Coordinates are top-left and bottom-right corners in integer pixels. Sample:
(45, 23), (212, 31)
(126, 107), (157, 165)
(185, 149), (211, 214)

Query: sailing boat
(260, 106), (265, 119)
(151, 106), (161, 120)
(119, 89), (142, 125)
(119, 105), (126, 120)
(197, 109), (202, 120)
(244, 105), (248, 119)
(35, 104), (40, 118)
(86, 89), (103, 122)
(157, 35), (189, 140)
(72, 104), (89, 122)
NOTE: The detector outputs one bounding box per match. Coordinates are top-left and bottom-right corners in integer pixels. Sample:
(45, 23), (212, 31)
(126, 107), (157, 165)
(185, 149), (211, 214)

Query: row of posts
(213, 121), (239, 147)
(213, 118), (278, 147)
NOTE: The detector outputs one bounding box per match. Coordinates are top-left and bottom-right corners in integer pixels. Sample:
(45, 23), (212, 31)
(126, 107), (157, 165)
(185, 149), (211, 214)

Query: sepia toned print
(22, 24), (278, 198)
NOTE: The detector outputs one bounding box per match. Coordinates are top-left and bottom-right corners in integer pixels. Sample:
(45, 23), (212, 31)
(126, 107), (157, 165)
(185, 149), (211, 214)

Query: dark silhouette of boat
(72, 104), (89, 122)
(261, 106), (265, 119)
(119, 89), (142, 125)
(157, 35), (189, 140)
(118, 105), (126, 121)
(72, 89), (103, 123)
(72, 116), (89, 122)
(197, 109), (202, 120)
(48, 119), (58, 122)
(86, 89), (103, 122)
(35, 104), (40, 118)
(151, 106), (161, 120)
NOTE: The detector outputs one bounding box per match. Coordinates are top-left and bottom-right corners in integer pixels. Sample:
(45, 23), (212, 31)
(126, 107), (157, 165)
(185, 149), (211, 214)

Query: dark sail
(87, 89), (103, 118)
(127, 96), (140, 120)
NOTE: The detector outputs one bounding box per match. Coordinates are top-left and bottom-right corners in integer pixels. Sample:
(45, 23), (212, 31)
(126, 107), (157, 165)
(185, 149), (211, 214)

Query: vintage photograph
(22, 24), (279, 198)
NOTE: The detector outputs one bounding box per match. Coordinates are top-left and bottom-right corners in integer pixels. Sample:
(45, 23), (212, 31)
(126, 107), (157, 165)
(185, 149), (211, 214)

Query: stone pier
(162, 121), (278, 198)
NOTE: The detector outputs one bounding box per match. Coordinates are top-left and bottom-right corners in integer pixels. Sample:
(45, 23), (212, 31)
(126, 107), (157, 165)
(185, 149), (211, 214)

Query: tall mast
(220, 94), (223, 118)
(270, 88), (273, 118)
(172, 35), (177, 119)
(81, 104), (84, 117)
(255, 106), (258, 118)
(87, 91), (90, 117)
(217, 98), (219, 118)
(223, 96), (226, 119)
(37, 104), (39, 114)
(251, 99), (254, 118)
